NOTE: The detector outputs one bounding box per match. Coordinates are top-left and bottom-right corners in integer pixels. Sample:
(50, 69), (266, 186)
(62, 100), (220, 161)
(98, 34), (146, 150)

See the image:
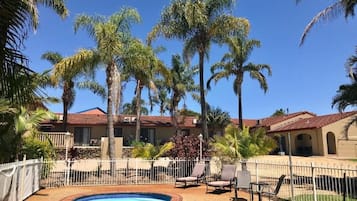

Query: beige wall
(100, 137), (123, 159)
(63, 124), (202, 146)
(270, 129), (324, 156)
(337, 140), (357, 158)
(322, 114), (357, 158)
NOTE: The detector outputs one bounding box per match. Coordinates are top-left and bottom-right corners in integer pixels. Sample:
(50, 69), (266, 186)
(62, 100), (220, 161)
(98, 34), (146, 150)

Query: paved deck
(25, 184), (267, 201)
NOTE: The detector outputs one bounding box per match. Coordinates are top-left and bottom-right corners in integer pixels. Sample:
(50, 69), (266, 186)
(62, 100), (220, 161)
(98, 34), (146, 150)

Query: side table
(249, 181), (269, 201)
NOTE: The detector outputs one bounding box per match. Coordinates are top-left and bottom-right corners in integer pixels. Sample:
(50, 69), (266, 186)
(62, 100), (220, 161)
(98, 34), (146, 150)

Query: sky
(23, 0), (357, 119)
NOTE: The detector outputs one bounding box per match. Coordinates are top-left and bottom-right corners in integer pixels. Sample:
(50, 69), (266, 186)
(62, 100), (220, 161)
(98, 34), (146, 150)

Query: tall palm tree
(152, 79), (170, 116)
(0, 0), (67, 106)
(148, 0), (250, 140)
(207, 35), (271, 130)
(42, 51), (105, 131)
(122, 39), (167, 141)
(53, 9), (141, 173)
(297, 0), (357, 45)
(122, 98), (149, 115)
(167, 54), (198, 133)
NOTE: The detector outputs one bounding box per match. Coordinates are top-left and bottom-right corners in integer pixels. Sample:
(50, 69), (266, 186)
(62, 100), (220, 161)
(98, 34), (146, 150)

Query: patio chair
(206, 164), (236, 193)
(260, 174), (286, 201)
(233, 170), (251, 200)
(174, 163), (205, 188)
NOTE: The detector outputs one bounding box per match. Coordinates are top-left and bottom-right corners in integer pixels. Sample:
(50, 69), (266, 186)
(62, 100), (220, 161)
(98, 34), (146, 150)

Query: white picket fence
(1, 157), (356, 201)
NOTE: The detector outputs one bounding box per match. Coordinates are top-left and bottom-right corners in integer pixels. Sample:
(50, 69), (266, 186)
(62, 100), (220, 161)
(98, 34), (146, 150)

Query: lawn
(292, 194), (357, 201)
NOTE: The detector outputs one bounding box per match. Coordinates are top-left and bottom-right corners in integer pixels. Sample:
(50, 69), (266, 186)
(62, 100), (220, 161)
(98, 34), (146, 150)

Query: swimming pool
(74, 193), (171, 201)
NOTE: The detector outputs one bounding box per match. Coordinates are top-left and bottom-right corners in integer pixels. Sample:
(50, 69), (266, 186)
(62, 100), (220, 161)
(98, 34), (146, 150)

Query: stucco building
(41, 108), (357, 158)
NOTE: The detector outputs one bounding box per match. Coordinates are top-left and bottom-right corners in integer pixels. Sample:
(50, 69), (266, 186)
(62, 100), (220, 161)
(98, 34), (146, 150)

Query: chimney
(257, 119), (261, 125)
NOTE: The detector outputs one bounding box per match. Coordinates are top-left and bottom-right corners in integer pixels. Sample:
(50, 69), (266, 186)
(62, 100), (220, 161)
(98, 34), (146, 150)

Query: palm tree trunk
(62, 82), (70, 132)
(199, 51), (208, 140)
(238, 87), (243, 130)
(135, 80), (142, 142)
(63, 100), (68, 132)
(171, 95), (180, 134)
(106, 62), (116, 175)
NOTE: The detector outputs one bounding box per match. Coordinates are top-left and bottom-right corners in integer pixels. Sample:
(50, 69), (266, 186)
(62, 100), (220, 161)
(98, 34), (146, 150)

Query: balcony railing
(39, 132), (73, 148)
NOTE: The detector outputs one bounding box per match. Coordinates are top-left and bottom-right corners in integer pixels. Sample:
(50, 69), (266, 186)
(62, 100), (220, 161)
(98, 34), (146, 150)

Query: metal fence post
(311, 162), (317, 201)
(343, 172), (346, 201)
(65, 160), (70, 186)
(288, 132), (295, 201)
(254, 160), (259, 192)
(135, 158), (138, 184)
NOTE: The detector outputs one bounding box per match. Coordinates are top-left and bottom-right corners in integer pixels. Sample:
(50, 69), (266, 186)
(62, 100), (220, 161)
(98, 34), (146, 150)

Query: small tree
(210, 124), (276, 169)
(167, 134), (209, 160)
(131, 141), (174, 179)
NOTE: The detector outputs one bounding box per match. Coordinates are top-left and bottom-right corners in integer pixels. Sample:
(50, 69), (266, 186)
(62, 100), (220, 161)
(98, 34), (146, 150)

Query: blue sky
(23, 0), (357, 119)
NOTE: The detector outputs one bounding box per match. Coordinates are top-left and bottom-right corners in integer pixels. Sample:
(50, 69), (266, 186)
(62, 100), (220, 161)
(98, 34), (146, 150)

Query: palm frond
(300, 1), (343, 45)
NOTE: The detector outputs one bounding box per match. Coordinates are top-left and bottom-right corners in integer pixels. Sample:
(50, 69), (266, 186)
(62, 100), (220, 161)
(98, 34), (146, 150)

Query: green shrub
(22, 136), (56, 160)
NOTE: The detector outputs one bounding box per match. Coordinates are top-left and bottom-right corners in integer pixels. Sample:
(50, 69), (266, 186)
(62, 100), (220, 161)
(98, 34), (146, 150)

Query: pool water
(74, 193), (171, 201)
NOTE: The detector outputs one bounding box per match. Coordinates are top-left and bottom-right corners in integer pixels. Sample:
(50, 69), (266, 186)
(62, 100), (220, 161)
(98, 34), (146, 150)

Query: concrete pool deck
(25, 184), (265, 201)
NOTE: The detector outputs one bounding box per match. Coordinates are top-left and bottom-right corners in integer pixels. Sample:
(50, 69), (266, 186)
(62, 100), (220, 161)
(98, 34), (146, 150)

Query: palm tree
(297, 0), (357, 45)
(167, 54), (198, 133)
(42, 51), (105, 131)
(210, 124), (276, 165)
(0, 0), (67, 106)
(206, 106), (231, 137)
(332, 57), (357, 138)
(53, 9), (141, 173)
(207, 35), (272, 130)
(148, 0), (250, 140)
(332, 82), (357, 112)
(42, 52), (74, 132)
(152, 79), (170, 116)
(131, 141), (174, 179)
(0, 101), (54, 163)
(122, 98), (149, 115)
(122, 39), (167, 142)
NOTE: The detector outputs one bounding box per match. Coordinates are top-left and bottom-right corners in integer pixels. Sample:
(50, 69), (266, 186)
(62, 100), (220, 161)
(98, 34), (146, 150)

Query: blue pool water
(74, 193), (171, 201)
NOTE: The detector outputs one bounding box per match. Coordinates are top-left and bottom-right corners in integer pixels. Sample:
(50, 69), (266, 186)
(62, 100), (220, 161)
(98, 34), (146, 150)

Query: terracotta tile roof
(47, 114), (200, 128)
(44, 110), (356, 132)
(256, 111), (316, 127)
(270, 111), (357, 132)
(231, 118), (258, 127)
(77, 107), (106, 115)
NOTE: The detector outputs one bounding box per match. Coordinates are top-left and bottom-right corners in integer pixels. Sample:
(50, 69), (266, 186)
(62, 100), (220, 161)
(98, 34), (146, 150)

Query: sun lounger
(206, 164), (236, 193)
(174, 163), (205, 188)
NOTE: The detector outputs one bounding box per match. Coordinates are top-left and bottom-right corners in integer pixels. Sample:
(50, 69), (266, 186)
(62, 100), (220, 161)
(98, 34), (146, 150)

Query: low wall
(55, 147), (101, 160)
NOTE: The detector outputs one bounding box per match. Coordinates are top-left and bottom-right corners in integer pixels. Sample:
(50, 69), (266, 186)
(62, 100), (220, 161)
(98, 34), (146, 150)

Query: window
(297, 134), (303, 140)
(140, 128), (156, 144)
(114, 127), (123, 137)
(104, 127), (122, 137)
(39, 125), (52, 132)
(74, 127), (91, 146)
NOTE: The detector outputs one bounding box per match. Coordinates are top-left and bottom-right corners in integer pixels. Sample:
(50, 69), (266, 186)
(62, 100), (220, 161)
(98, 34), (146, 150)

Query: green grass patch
(290, 194), (357, 201)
